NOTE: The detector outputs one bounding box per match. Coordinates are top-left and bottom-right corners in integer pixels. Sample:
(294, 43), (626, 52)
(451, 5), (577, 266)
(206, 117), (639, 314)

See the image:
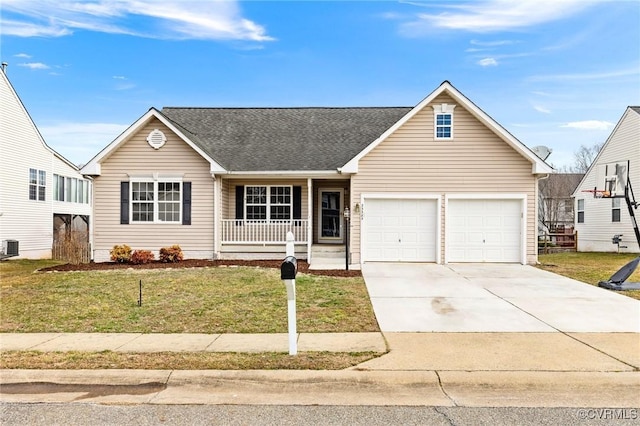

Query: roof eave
(80, 108), (227, 176)
(341, 81), (553, 175)
(219, 170), (342, 179)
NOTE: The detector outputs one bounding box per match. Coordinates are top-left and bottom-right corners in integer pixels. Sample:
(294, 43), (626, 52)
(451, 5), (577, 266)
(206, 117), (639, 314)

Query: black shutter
(293, 186), (302, 220)
(120, 182), (129, 224)
(235, 185), (244, 222)
(182, 182), (192, 225)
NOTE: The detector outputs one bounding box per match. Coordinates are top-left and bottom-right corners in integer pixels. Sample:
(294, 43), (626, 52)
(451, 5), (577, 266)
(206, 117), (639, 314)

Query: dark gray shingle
(160, 107), (412, 171)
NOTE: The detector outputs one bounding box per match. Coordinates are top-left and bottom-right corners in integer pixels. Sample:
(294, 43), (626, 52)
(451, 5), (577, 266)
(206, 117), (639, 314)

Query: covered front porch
(216, 177), (351, 266)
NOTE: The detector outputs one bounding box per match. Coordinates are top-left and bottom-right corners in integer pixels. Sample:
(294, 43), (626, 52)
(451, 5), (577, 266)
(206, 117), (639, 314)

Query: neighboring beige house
(81, 81), (552, 266)
(0, 66), (92, 260)
(573, 106), (640, 253)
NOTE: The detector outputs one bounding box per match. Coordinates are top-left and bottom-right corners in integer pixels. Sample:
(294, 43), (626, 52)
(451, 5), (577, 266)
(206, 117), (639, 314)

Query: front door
(318, 189), (344, 243)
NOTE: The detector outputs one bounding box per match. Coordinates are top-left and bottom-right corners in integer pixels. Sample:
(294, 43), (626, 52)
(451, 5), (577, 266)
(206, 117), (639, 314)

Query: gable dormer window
(433, 103), (456, 140)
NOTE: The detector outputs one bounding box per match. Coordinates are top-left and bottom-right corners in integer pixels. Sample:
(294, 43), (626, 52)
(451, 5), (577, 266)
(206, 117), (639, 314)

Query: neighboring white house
(0, 66), (92, 259)
(573, 106), (640, 253)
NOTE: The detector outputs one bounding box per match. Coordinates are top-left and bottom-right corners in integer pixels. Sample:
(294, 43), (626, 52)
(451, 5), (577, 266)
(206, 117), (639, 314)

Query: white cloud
(18, 62), (50, 70)
(531, 90), (553, 97)
(403, 0), (596, 33)
(470, 39), (517, 47)
(477, 57), (498, 67)
(0, 0), (274, 42)
(39, 122), (127, 166)
(533, 105), (551, 114)
(14, 53), (32, 58)
(561, 120), (614, 130)
(528, 66), (640, 82)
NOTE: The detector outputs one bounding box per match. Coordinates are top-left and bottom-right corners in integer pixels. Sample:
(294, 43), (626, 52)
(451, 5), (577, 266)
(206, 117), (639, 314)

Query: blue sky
(1, 0), (639, 169)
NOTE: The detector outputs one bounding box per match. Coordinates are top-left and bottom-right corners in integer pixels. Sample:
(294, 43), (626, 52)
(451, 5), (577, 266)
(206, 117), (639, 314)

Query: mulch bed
(39, 259), (362, 277)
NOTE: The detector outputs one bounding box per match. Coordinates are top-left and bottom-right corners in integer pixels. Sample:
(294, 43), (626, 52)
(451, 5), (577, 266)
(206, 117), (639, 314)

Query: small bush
(159, 245), (183, 263)
(110, 244), (132, 263)
(130, 249), (155, 265)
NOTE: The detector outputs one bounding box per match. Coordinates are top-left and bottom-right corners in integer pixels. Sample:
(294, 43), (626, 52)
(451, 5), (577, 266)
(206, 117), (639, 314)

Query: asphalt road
(2, 403), (639, 426)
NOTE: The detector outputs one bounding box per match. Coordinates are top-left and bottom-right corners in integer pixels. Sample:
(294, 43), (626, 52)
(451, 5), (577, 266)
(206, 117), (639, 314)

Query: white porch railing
(221, 219), (308, 244)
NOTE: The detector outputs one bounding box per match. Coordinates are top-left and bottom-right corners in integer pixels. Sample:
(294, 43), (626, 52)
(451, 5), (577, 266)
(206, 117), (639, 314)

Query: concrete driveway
(362, 263), (640, 333)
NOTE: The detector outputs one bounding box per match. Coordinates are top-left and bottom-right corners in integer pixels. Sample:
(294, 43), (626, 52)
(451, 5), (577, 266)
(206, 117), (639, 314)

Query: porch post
(307, 178), (312, 263)
(213, 175), (221, 258)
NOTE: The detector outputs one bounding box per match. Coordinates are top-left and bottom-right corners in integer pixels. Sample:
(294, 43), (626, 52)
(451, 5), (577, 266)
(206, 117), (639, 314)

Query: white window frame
(612, 198), (621, 223)
(54, 174), (65, 201)
(577, 199), (585, 223)
(130, 175), (183, 224)
(29, 168), (46, 201)
(54, 174), (90, 204)
(433, 103), (456, 140)
(245, 185), (292, 222)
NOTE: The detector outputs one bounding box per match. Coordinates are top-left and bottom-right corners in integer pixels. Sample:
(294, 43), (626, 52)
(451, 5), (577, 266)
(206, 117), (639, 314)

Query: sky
(1, 0), (639, 169)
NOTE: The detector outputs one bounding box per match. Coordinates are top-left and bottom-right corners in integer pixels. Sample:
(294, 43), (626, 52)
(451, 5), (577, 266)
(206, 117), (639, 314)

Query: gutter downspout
(213, 174), (220, 259)
(307, 178), (312, 263)
(535, 173), (551, 264)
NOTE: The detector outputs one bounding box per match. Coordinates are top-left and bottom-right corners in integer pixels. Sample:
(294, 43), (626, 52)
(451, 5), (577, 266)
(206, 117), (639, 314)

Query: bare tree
(569, 142), (604, 173)
(539, 173), (584, 233)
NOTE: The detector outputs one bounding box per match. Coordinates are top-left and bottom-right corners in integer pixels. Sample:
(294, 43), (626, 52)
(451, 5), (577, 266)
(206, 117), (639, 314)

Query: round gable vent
(147, 129), (167, 150)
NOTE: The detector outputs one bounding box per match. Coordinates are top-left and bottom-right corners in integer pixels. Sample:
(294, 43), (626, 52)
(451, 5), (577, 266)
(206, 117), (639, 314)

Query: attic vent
(147, 129), (167, 150)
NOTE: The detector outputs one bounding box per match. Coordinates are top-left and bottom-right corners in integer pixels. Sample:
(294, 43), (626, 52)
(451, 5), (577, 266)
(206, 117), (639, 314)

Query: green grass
(0, 350), (380, 370)
(537, 252), (640, 300)
(0, 260), (379, 333)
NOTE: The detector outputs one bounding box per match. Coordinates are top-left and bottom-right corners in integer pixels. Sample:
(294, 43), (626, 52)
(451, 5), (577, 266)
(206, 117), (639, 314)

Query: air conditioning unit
(2, 240), (19, 257)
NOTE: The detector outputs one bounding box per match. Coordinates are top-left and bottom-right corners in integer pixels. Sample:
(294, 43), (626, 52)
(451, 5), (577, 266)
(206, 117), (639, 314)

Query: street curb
(2, 369), (639, 407)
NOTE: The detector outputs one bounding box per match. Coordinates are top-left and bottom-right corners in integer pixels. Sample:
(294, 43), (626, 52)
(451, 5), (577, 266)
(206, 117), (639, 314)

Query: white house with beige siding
(81, 81), (551, 265)
(573, 107), (640, 253)
(0, 66), (91, 260)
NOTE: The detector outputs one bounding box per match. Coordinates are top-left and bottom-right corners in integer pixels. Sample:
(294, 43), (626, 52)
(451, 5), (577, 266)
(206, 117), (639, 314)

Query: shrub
(159, 245), (183, 263)
(130, 249), (155, 265)
(110, 244), (132, 263)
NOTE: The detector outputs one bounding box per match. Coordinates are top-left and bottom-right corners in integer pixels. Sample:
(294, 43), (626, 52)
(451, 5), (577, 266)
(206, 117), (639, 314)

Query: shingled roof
(159, 107), (412, 171)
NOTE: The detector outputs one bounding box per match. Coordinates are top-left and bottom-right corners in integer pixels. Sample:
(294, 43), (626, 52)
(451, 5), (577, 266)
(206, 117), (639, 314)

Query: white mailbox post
(281, 231), (297, 355)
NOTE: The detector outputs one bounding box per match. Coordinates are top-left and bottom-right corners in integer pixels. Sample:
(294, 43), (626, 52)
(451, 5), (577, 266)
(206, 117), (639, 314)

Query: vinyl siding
(575, 108), (640, 252)
(351, 93), (537, 264)
(92, 118), (215, 261)
(1, 70), (86, 259)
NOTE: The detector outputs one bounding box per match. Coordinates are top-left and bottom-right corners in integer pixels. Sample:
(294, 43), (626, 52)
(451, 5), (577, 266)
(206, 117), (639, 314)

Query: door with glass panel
(317, 189), (343, 243)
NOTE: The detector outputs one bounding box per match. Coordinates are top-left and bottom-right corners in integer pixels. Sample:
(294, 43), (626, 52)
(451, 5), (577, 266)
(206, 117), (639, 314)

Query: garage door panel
(363, 198), (437, 262)
(448, 199), (522, 263)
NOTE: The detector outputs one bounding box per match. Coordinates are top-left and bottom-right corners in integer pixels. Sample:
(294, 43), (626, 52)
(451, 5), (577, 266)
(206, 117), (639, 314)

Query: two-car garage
(361, 195), (525, 264)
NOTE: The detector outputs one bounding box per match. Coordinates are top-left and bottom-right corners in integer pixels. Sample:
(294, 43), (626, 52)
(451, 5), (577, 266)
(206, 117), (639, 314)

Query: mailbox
(281, 256), (297, 280)
(612, 234), (623, 244)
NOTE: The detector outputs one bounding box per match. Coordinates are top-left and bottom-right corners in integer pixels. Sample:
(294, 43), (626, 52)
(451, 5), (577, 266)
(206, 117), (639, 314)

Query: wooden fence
(539, 231), (578, 254)
(52, 240), (91, 264)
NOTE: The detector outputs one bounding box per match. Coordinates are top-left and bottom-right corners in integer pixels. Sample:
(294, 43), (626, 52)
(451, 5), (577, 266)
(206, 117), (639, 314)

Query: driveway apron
(362, 263), (640, 333)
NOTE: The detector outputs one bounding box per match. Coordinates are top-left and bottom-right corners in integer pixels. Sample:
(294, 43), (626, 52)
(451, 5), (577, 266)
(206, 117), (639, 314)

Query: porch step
(309, 245), (359, 270)
(309, 258), (360, 271)
(311, 245), (345, 259)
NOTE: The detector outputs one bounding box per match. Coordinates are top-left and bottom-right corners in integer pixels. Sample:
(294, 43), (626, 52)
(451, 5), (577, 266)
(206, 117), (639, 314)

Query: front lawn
(537, 252), (640, 300)
(0, 260), (379, 333)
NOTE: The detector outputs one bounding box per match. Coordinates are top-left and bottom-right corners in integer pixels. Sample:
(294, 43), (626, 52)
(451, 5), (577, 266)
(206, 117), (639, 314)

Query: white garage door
(363, 198), (437, 262)
(447, 199), (522, 263)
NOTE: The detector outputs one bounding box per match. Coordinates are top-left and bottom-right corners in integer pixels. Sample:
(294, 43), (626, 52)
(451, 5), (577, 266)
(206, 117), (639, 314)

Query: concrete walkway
(2, 331), (639, 407)
(0, 332), (385, 353)
(363, 263), (640, 332)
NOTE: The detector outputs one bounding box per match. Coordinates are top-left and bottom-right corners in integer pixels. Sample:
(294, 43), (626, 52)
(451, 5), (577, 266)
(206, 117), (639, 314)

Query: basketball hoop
(581, 189), (611, 198)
